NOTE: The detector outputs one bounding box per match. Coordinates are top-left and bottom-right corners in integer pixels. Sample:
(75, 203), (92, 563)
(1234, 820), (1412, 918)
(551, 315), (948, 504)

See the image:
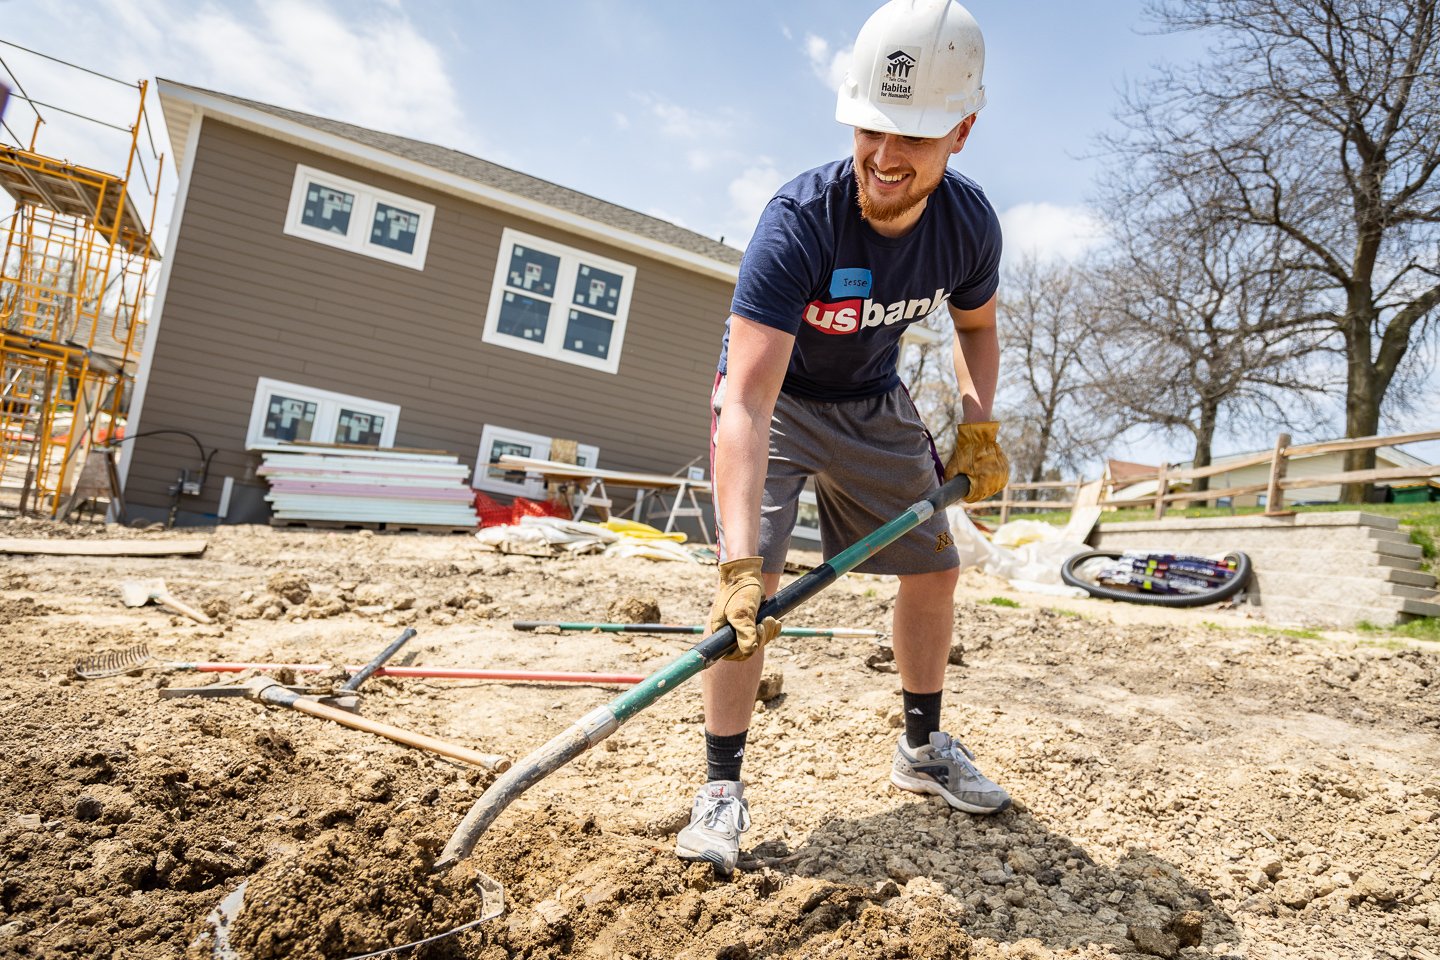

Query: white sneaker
(891, 732), (1011, 814)
(674, 780), (750, 874)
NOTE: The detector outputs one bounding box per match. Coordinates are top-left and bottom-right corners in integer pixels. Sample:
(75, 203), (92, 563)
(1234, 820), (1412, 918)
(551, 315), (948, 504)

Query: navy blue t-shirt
(720, 157), (1002, 401)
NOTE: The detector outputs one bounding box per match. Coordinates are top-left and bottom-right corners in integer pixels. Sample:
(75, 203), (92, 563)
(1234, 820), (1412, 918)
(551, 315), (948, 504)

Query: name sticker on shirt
(829, 268), (873, 299)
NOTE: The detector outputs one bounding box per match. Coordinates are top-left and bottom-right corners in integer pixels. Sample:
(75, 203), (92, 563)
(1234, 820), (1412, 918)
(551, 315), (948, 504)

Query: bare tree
(995, 256), (1114, 493)
(1090, 187), (1336, 495)
(1118, 0), (1440, 500)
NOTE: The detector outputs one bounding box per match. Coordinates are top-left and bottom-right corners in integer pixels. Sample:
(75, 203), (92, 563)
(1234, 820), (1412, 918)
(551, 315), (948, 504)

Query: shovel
(119, 578), (212, 624)
(436, 473), (971, 870)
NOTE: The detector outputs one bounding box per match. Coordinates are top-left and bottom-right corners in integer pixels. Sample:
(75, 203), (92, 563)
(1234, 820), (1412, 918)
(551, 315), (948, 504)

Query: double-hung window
(283, 165), (434, 270)
(482, 228), (636, 374)
(245, 378), (400, 450)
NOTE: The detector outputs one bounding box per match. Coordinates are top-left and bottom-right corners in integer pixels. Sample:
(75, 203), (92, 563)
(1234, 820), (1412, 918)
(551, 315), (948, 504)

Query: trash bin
(1390, 483), (1435, 504)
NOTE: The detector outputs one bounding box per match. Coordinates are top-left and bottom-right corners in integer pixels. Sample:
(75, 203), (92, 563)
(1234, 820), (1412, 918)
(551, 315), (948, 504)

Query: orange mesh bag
(473, 491), (512, 528)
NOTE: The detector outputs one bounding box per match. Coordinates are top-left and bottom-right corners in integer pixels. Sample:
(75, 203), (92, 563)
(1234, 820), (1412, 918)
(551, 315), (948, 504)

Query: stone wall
(1092, 512), (1439, 627)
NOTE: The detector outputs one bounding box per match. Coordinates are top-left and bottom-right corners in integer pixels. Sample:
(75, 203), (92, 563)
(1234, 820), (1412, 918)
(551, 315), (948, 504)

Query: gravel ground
(0, 518), (1436, 959)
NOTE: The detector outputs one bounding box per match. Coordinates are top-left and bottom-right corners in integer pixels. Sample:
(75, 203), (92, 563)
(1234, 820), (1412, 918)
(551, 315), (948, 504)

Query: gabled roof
(1105, 458), (1158, 483)
(157, 79), (743, 280)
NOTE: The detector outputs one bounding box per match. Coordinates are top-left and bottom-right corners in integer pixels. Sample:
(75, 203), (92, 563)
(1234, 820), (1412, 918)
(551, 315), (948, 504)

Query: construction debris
(0, 537), (207, 556)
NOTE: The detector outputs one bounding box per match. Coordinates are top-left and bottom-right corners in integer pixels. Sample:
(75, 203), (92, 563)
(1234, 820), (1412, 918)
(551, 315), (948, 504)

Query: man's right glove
(708, 556), (781, 662)
(942, 421), (1010, 503)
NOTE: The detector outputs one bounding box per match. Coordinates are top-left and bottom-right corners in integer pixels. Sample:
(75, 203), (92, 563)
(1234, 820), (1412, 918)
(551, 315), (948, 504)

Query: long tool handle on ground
(246, 677), (511, 771)
(115, 660), (646, 685)
(342, 627), (415, 692)
(435, 474), (971, 870)
(512, 621), (882, 638)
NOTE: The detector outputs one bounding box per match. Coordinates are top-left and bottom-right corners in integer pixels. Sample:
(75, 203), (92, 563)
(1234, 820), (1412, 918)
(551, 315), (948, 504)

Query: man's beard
(856, 165), (945, 223)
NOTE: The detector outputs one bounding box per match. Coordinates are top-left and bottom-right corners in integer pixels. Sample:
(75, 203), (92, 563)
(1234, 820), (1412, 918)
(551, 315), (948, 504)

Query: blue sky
(1, 0), (1204, 253)
(2, 0), (1433, 467)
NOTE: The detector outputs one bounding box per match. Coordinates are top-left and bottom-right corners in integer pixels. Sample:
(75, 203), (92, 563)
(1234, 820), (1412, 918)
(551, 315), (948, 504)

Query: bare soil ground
(1, 518), (1437, 960)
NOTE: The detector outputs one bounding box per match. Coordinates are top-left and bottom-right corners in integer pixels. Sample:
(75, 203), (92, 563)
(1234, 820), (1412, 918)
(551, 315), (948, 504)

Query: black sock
(902, 689), (943, 750)
(705, 729), (749, 783)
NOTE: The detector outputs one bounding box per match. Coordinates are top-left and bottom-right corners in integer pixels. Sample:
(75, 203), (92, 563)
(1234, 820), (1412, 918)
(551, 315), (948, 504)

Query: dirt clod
(607, 596), (662, 623)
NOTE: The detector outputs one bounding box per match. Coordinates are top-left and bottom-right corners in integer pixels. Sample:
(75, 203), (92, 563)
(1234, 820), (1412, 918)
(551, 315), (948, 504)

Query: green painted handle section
(603, 473), (970, 725)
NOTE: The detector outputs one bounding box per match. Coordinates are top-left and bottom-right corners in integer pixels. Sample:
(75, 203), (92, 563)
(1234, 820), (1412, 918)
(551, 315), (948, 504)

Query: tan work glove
(942, 421), (1010, 503)
(708, 556), (782, 661)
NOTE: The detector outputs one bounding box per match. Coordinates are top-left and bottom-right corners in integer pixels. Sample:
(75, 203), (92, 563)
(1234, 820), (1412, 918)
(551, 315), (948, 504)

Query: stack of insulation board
(258, 445), (479, 528)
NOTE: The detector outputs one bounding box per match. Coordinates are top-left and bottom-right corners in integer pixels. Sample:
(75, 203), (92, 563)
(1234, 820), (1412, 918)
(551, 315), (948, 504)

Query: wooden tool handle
(285, 695), (511, 772)
(160, 594), (212, 624)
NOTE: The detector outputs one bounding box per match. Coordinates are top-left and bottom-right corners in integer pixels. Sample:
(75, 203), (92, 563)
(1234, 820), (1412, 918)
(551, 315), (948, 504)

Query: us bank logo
(803, 268), (946, 336)
(880, 48), (919, 102)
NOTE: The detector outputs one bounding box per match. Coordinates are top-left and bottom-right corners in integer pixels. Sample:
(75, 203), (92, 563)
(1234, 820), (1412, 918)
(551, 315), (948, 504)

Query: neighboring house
(121, 80), (748, 527)
(1104, 446), (1436, 508)
(1203, 443), (1438, 507)
(1102, 458), (1187, 505)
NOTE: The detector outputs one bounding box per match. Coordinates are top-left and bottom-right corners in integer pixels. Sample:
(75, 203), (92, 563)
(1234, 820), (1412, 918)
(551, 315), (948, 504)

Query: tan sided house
(121, 80), (746, 528)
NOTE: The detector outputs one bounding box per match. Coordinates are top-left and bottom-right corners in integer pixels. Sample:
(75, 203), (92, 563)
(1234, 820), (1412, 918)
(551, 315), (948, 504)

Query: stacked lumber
(258, 444), (478, 530)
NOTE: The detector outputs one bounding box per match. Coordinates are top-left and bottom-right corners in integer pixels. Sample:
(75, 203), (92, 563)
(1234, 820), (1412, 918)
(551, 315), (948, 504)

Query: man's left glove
(942, 421), (1010, 503)
(708, 556), (782, 662)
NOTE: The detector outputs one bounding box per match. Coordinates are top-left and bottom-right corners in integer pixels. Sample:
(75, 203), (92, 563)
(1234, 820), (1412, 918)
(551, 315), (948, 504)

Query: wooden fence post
(1265, 432), (1292, 516)
(1154, 463), (1168, 520)
(1000, 483), (1011, 525)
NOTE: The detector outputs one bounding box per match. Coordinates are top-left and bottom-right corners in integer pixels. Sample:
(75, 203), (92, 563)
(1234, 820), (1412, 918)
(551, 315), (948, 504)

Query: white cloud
(998, 202), (1107, 263)
(2, 0), (473, 246)
(187, 0), (464, 143)
(803, 34), (850, 91)
(724, 163), (786, 246)
(637, 95), (734, 142)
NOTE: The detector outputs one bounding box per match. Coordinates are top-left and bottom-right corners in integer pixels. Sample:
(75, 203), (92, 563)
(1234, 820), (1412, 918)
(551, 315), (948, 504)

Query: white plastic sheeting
(945, 507), (1091, 598)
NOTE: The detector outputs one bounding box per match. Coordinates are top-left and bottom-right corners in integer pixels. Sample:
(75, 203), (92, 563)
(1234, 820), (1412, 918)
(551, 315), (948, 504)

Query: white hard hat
(835, 0), (987, 138)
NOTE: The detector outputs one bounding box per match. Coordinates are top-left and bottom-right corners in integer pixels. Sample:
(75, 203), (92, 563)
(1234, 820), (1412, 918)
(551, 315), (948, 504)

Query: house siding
(1215, 450), (1413, 506)
(127, 118), (733, 522)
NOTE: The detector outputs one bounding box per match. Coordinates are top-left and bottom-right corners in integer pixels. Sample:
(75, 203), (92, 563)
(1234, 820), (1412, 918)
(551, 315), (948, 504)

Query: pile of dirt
(0, 518), (1436, 959)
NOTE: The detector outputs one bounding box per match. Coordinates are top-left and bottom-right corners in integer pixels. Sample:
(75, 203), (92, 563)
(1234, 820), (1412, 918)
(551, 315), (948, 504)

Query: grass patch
(1246, 625), (1325, 641)
(1046, 607), (1084, 618)
(1356, 617), (1440, 643)
(984, 596), (1021, 608)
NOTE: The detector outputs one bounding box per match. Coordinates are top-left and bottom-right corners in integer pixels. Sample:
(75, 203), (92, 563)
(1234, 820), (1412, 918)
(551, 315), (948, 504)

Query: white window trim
(245, 377), (400, 451)
(283, 164), (434, 270)
(473, 424), (599, 497)
(481, 227), (636, 374)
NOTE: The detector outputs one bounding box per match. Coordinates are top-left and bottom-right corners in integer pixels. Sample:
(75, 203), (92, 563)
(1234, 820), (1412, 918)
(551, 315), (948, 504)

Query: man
(674, 0), (1012, 875)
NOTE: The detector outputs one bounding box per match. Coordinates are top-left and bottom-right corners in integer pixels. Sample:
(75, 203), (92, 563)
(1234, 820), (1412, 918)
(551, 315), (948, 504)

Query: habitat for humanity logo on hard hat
(879, 48), (920, 102)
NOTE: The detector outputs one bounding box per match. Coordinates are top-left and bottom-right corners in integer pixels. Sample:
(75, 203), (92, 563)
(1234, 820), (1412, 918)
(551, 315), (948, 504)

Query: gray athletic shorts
(710, 375), (959, 576)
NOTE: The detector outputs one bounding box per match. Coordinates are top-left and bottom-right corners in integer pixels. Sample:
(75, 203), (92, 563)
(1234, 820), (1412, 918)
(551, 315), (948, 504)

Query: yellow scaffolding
(0, 74), (162, 518)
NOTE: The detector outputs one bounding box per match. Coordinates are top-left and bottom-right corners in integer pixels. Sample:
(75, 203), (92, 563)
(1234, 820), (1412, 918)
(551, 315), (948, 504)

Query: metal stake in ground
(435, 473), (971, 871)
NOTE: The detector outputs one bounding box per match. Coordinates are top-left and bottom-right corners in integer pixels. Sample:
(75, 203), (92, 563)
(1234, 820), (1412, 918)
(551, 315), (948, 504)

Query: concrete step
(1101, 510), (1400, 533)
(1381, 567), (1439, 587)
(1373, 539), (1425, 560)
(1258, 592), (1439, 628)
(1099, 524), (1420, 555)
(1401, 597), (1440, 620)
(1214, 546), (1429, 577)
(1362, 526), (1421, 546)
(1253, 570), (1439, 603)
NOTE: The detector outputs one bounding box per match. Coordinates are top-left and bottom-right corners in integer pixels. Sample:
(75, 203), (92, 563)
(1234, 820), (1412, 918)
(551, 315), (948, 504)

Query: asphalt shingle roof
(166, 81), (743, 268)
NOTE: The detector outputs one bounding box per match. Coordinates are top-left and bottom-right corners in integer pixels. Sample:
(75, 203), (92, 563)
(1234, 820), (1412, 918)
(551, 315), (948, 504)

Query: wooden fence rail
(965, 427), (1440, 522)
